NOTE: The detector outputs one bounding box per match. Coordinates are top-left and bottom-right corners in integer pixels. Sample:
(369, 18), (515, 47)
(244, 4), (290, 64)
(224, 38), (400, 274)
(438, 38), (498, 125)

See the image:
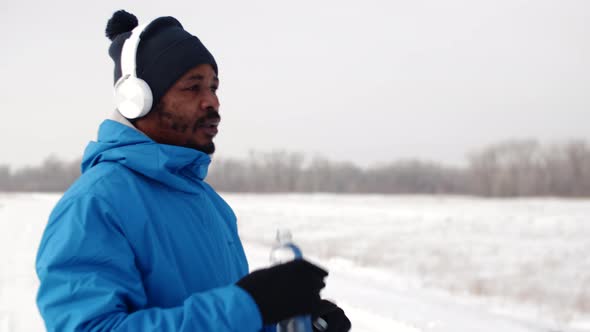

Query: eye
(185, 85), (200, 92)
(210, 85), (219, 94)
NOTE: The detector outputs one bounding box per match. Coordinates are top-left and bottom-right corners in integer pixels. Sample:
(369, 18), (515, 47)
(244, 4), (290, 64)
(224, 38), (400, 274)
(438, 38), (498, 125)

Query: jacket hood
(81, 120), (211, 192)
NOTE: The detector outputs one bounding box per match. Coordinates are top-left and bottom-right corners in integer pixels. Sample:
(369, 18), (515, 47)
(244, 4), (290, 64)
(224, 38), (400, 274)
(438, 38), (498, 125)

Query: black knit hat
(106, 10), (218, 109)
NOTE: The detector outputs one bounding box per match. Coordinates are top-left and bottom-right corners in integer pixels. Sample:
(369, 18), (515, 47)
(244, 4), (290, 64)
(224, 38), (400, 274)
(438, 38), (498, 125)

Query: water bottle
(269, 229), (313, 332)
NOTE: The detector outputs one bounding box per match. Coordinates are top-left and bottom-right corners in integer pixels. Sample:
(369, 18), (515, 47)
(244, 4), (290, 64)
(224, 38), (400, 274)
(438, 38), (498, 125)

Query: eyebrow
(185, 74), (219, 83)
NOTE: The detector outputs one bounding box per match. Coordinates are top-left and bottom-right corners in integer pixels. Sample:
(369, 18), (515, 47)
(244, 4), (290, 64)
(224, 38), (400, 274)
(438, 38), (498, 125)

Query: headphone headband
(120, 24), (148, 78)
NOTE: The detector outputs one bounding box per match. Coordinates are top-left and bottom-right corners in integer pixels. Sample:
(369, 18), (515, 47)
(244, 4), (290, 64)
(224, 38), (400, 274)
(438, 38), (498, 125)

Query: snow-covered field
(0, 193), (589, 332)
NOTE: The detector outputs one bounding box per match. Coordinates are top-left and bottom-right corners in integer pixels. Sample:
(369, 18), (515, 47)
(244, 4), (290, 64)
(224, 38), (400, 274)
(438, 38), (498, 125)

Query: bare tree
(4, 141), (590, 197)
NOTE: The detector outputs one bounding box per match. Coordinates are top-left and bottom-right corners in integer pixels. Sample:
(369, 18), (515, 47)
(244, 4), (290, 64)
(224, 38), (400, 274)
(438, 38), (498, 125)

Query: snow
(1, 193), (589, 332)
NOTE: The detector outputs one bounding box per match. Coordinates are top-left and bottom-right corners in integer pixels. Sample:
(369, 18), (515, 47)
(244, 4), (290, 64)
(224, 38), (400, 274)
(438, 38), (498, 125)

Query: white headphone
(113, 24), (153, 119)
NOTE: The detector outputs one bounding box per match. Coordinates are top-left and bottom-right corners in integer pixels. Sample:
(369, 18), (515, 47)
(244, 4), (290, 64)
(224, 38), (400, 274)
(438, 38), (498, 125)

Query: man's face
(134, 64), (220, 154)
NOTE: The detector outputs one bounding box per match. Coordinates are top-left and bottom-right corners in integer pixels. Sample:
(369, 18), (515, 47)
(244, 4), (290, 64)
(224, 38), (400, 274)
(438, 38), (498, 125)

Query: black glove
(312, 299), (351, 332)
(236, 259), (328, 325)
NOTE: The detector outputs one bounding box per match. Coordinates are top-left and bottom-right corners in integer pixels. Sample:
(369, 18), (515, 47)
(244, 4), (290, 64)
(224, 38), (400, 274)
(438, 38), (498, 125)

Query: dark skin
(134, 64), (220, 154)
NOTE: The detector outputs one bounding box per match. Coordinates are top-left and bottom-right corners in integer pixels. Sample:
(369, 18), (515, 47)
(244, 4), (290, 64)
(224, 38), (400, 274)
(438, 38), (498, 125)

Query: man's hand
(236, 260), (328, 325)
(312, 299), (351, 332)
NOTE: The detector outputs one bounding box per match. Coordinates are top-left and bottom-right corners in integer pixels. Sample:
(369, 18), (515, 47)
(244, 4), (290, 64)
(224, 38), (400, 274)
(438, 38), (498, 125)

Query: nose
(200, 91), (220, 111)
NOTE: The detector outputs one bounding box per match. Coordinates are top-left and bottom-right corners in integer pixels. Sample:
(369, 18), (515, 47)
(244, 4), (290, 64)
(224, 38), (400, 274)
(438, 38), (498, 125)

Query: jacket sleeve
(35, 194), (266, 332)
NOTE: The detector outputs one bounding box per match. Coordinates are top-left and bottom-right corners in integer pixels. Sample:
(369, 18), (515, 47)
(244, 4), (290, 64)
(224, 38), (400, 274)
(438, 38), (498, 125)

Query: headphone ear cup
(114, 75), (153, 119)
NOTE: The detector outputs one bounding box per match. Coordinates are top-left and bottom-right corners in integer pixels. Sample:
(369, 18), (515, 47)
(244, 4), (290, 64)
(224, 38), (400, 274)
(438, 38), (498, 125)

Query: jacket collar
(82, 119), (212, 193)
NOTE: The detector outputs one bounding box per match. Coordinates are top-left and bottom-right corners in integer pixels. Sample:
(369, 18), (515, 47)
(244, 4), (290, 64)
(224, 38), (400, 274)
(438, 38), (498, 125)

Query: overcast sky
(1, 0), (588, 169)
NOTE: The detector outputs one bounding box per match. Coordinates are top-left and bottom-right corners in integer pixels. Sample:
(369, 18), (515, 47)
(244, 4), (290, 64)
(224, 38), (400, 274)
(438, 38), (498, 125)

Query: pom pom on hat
(105, 10), (138, 41)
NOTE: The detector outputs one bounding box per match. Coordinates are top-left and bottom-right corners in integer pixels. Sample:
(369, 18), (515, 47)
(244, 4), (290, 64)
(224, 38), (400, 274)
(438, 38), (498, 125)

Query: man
(35, 9), (351, 332)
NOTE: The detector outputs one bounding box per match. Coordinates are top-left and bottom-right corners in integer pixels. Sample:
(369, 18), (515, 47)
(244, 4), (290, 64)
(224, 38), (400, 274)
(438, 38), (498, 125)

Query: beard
(187, 107), (219, 154)
(186, 138), (216, 155)
(149, 101), (220, 155)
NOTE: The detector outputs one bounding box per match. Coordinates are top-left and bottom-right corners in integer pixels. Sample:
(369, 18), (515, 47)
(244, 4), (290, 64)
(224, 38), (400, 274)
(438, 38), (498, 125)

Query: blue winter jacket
(36, 120), (269, 331)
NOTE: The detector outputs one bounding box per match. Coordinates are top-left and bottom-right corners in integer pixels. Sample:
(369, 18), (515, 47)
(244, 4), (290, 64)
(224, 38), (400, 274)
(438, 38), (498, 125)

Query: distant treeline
(1, 140), (589, 197)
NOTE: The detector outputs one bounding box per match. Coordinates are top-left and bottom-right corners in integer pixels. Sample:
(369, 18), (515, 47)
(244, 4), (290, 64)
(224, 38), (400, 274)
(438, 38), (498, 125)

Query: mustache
(192, 107), (220, 133)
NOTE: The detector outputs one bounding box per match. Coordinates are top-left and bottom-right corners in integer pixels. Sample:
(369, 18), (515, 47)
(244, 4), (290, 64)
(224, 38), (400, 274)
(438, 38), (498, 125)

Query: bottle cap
(276, 229), (293, 245)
